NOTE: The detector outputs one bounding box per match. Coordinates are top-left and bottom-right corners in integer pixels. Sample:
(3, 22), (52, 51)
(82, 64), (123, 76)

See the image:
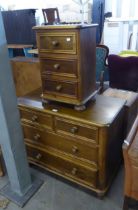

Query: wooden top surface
(10, 56), (39, 63)
(103, 88), (138, 106)
(18, 89), (125, 127)
(7, 44), (33, 49)
(33, 24), (98, 30)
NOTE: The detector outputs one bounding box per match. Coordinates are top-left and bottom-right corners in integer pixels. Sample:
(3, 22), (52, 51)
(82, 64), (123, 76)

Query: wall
(104, 19), (138, 54)
(0, 0), (93, 24)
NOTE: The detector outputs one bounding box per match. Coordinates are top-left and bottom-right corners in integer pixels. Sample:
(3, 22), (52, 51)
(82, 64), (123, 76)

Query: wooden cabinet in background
(10, 57), (41, 96)
(18, 89), (125, 197)
(33, 24), (97, 109)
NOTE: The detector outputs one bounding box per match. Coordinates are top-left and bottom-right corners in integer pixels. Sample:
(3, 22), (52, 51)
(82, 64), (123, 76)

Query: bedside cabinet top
(33, 24), (98, 30)
(18, 89), (126, 127)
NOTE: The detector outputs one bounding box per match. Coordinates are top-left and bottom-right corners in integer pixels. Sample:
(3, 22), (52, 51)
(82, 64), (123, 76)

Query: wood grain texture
(103, 88), (138, 138)
(122, 116), (138, 209)
(18, 89), (125, 196)
(34, 25), (97, 106)
(10, 57), (42, 97)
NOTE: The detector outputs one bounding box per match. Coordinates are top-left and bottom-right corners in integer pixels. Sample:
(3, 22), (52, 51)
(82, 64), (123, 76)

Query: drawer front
(19, 108), (53, 130)
(42, 79), (77, 98)
(23, 124), (98, 164)
(26, 144), (97, 188)
(41, 59), (77, 78)
(38, 33), (77, 54)
(55, 117), (98, 143)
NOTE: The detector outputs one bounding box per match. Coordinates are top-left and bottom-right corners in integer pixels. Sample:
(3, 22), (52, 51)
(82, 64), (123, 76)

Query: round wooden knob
(34, 134), (40, 141)
(72, 146), (78, 154)
(70, 126), (78, 134)
(52, 40), (59, 46)
(31, 115), (38, 122)
(54, 64), (60, 69)
(36, 153), (42, 160)
(71, 168), (77, 175)
(56, 84), (62, 91)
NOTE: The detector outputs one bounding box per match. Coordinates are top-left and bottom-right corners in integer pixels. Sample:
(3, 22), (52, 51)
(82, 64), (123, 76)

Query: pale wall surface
(0, 0), (93, 24)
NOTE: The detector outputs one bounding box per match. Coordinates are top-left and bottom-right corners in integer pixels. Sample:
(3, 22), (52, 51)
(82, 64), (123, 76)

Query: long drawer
(42, 79), (78, 98)
(40, 58), (77, 78)
(55, 117), (98, 143)
(37, 32), (77, 54)
(26, 144), (98, 188)
(23, 124), (98, 165)
(19, 108), (53, 130)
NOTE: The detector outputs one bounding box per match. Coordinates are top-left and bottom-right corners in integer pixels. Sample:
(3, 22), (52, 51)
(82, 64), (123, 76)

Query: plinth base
(0, 176), (43, 207)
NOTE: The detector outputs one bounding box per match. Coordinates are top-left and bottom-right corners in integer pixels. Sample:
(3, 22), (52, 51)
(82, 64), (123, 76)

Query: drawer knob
(70, 126), (78, 134)
(71, 167), (77, 175)
(34, 134), (40, 141)
(52, 40), (59, 46)
(72, 146), (78, 154)
(54, 64), (60, 69)
(36, 153), (42, 160)
(31, 115), (38, 122)
(56, 84), (62, 91)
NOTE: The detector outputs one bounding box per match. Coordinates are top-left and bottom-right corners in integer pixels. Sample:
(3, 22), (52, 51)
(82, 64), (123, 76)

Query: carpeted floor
(0, 165), (124, 210)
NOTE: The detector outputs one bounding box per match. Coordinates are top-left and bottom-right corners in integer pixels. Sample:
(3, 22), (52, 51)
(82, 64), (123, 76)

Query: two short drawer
(55, 117), (98, 143)
(19, 108), (53, 130)
(20, 109), (99, 144)
(26, 144), (98, 188)
(23, 124), (98, 164)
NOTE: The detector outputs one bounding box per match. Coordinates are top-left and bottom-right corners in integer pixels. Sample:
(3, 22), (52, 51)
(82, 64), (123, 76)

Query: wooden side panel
(97, 108), (124, 193)
(79, 27), (97, 101)
(10, 57), (42, 97)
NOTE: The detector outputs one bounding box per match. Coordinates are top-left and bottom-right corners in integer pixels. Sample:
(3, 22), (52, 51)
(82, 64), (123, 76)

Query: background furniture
(42, 8), (60, 25)
(8, 44), (33, 58)
(2, 9), (36, 57)
(103, 88), (138, 138)
(119, 50), (138, 57)
(122, 115), (138, 210)
(2, 9), (36, 45)
(18, 89), (125, 197)
(10, 57), (41, 97)
(96, 44), (109, 92)
(108, 55), (138, 92)
(33, 24), (97, 110)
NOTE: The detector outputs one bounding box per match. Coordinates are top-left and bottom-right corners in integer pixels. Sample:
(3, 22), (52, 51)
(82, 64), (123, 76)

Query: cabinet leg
(42, 98), (49, 106)
(74, 104), (86, 111)
(123, 197), (129, 210)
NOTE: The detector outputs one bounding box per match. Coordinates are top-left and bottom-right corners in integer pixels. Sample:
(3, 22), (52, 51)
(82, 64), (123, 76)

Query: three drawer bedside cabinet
(18, 89), (126, 197)
(33, 24), (97, 110)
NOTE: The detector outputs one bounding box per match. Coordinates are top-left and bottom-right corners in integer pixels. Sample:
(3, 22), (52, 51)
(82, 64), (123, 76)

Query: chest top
(18, 89), (125, 127)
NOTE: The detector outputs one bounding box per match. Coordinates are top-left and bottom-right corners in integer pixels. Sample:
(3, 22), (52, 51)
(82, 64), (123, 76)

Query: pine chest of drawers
(33, 24), (97, 109)
(18, 89), (125, 196)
